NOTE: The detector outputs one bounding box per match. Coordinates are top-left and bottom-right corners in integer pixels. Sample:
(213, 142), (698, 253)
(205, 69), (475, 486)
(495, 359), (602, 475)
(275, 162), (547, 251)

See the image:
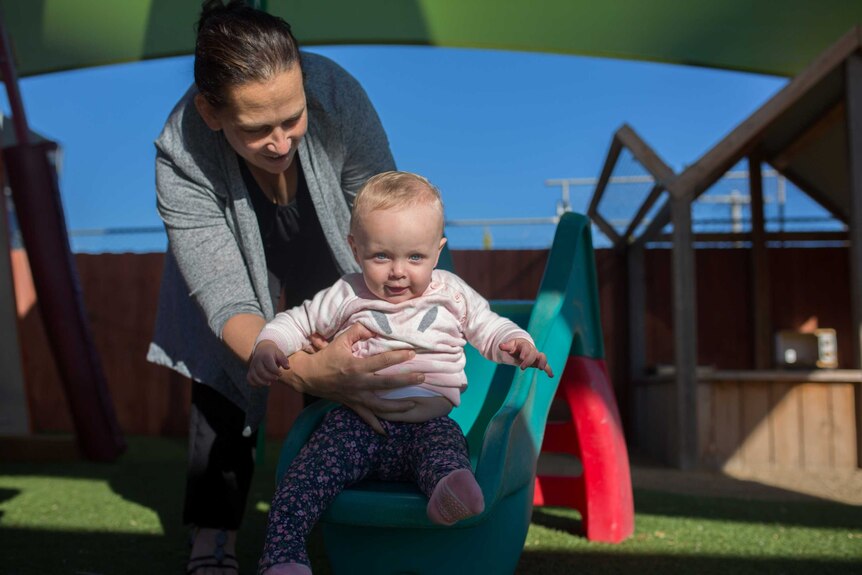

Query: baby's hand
(499, 338), (554, 377)
(302, 332), (329, 354)
(247, 340), (290, 387)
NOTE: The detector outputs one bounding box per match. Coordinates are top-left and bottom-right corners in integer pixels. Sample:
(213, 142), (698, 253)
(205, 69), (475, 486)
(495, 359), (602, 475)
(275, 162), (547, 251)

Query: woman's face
(196, 65), (308, 176)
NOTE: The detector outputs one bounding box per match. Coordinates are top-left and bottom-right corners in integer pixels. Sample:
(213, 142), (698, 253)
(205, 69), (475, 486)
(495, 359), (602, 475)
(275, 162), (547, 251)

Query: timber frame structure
(589, 27), (862, 469)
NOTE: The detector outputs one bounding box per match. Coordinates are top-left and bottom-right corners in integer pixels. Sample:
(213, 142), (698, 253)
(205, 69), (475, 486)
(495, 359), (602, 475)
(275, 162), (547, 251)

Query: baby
(250, 171), (552, 575)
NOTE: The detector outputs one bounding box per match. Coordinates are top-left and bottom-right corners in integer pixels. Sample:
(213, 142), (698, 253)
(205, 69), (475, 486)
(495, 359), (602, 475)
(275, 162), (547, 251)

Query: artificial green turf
(1, 436), (860, 574)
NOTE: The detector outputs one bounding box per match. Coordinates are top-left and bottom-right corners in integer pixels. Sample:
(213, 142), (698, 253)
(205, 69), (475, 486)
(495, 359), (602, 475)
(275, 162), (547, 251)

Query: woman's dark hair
(195, 0), (302, 107)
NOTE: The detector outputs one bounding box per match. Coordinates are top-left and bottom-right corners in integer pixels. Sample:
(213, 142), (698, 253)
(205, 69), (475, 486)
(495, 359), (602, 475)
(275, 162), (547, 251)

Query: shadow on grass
(632, 489), (862, 530)
(530, 487), (862, 535)
(2, 524), (860, 575)
(518, 550), (862, 575)
(0, 525), (330, 575)
(0, 487), (18, 522)
(531, 507), (584, 536)
(2, 527), (188, 575)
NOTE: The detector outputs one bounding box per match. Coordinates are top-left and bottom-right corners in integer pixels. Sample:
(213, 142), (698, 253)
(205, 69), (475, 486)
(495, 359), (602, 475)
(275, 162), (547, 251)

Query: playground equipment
(533, 355), (634, 542)
(275, 212), (633, 574)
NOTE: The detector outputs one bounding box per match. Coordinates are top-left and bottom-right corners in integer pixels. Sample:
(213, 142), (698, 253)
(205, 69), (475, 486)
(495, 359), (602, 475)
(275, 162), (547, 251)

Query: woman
(147, 2), (421, 573)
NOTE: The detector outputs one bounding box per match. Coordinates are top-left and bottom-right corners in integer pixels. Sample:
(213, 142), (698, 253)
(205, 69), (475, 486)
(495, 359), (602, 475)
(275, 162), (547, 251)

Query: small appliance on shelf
(774, 328), (837, 369)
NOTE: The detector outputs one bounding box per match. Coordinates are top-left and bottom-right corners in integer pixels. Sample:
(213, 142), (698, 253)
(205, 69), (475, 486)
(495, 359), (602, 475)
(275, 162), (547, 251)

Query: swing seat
(275, 212), (609, 574)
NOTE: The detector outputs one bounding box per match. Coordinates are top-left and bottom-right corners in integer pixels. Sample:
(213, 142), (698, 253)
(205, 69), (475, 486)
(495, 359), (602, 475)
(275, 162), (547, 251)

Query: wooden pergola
(589, 27), (862, 469)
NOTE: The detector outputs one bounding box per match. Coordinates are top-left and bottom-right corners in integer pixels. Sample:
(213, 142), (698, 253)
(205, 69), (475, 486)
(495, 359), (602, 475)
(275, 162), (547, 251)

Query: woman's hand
(280, 323), (423, 433)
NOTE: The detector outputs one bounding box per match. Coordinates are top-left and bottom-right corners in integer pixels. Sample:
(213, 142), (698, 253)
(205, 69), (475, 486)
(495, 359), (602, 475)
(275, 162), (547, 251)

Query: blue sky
(7, 45), (808, 252)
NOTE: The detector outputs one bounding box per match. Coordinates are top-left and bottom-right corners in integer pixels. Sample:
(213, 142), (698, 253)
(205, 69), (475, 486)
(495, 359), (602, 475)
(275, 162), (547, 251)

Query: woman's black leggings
(183, 382), (258, 529)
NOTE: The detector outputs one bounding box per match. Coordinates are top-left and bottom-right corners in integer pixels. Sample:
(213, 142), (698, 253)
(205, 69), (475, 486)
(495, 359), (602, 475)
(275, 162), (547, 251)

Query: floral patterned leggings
(258, 406), (471, 573)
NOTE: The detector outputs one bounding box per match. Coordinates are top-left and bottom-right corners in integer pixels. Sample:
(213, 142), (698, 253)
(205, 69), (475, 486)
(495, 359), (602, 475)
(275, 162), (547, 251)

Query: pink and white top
(255, 269), (532, 405)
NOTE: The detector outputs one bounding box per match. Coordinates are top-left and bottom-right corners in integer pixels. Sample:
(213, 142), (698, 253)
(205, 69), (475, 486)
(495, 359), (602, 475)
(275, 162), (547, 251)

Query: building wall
(642, 247), (852, 371)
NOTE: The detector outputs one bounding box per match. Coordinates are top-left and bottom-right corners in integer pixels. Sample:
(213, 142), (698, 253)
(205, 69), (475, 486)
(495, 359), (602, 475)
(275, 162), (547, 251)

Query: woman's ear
(194, 93), (223, 131)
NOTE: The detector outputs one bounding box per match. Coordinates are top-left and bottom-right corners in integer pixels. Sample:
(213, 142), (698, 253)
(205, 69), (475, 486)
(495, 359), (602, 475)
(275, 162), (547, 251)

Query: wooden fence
(9, 246), (857, 470)
(11, 249), (554, 439)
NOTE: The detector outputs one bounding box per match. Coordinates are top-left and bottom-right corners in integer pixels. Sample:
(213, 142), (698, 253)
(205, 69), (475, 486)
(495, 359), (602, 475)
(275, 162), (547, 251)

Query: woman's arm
(227, 312), (420, 435)
(282, 324), (423, 434)
(156, 148), (264, 339)
(222, 313), (267, 363)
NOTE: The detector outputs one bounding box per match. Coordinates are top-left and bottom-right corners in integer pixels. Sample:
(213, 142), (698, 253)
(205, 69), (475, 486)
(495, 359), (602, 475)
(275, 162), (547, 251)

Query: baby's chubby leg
(258, 407), (384, 574)
(396, 416), (485, 525)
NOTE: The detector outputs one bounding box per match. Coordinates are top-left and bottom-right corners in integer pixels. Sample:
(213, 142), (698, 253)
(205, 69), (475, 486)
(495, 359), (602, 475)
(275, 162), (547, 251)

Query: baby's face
(349, 203), (446, 304)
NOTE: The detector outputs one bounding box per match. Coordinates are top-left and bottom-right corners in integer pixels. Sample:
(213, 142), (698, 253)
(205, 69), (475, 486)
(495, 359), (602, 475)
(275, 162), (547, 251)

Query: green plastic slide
(275, 212), (603, 574)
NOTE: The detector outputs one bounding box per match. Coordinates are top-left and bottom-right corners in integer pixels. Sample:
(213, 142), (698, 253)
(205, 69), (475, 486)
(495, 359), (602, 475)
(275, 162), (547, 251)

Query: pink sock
(264, 563), (312, 575)
(427, 468), (485, 526)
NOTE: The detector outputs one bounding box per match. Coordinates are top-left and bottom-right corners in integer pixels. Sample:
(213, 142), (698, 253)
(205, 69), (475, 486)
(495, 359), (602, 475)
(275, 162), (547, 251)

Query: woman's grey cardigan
(147, 53), (396, 417)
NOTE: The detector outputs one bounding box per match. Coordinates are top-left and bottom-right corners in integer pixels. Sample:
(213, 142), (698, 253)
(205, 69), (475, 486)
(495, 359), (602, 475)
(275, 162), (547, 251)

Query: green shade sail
(1, 0), (861, 78)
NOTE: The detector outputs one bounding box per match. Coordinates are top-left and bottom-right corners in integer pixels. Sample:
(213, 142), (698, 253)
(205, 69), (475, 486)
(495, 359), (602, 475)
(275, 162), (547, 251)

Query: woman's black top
(239, 157), (342, 308)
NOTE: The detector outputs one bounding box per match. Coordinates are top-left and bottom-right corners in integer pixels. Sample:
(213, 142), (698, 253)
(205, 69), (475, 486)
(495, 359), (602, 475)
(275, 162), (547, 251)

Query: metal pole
(0, 9), (30, 146)
(0, 7), (29, 436)
(845, 53), (862, 468)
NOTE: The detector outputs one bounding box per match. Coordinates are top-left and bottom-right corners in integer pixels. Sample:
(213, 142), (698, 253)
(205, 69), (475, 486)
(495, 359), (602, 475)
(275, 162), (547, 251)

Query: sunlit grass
(0, 476), (162, 533)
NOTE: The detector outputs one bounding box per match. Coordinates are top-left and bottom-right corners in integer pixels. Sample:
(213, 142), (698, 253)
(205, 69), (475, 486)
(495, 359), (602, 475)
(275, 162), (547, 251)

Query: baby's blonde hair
(351, 171), (445, 235)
